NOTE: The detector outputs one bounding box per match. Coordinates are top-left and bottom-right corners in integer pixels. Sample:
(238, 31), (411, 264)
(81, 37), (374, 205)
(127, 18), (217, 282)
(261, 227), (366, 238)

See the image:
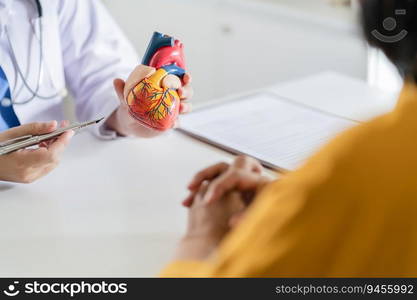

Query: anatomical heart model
(124, 32), (186, 131)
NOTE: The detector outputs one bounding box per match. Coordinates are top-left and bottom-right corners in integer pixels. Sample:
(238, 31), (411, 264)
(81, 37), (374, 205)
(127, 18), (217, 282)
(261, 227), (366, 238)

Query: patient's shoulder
(320, 108), (417, 174)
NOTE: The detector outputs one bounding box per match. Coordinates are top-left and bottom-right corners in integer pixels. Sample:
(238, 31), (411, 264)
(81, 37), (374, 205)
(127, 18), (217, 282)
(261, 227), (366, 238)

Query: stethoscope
(2, 0), (67, 107)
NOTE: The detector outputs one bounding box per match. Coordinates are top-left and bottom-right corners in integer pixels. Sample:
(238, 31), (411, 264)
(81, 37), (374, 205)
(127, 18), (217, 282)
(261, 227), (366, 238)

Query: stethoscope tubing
(4, 0), (66, 105)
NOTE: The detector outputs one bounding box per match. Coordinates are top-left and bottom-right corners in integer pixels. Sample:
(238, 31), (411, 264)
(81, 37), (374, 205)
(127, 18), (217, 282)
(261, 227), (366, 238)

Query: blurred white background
(101, 0), (375, 103)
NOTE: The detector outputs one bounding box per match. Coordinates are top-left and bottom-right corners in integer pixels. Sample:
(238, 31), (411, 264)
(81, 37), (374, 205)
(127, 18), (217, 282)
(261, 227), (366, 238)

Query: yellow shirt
(161, 84), (417, 277)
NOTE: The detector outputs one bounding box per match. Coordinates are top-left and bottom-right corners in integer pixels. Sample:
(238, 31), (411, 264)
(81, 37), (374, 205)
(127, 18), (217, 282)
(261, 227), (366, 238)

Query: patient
(161, 0), (417, 277)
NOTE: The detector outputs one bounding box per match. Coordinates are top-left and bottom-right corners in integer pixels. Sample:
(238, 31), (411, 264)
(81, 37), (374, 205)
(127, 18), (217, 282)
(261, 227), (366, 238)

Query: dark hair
(360, 0), (417, 82)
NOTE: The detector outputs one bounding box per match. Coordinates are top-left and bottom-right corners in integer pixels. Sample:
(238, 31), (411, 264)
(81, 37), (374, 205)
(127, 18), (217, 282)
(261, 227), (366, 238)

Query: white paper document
(179, 93), (358, 171)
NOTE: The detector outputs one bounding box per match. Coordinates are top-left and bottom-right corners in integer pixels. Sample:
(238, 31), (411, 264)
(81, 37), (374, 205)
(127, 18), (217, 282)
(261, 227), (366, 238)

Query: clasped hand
(174, 155), (272, 261)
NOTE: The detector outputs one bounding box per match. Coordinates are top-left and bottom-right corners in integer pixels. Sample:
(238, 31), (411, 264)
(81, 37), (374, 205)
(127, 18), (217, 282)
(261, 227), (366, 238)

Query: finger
(39, 141), (49, 148)
(2, 121), (58, 140)
(203, 171), (238, 204)
(113, 78), (126, 105)
(179, 102), (192, 114)
(178, 84), (194, 100)
(162, 74), (182, 90)
(194, 182), (209, 204)
(40, 139), (56, 149)
(22, 139), (62, 165)
(182, 73), (192, 85)
(188, 162), (229, 191)
(47, 130), (74, 159)
(182, 192), (196, 207)
(233, 155), (263, 173)
(60, 120), (70, 128)
(39, 120), (70, 149)
(41, 120), (69, 149)
(204, 171), (266, 204)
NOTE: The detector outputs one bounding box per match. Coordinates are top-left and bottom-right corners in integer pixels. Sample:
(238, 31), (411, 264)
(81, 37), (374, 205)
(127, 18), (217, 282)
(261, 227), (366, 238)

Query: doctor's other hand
(106, 70), (193, 138)
(0, 121), (74, 184)
(183, 156), (272, 208)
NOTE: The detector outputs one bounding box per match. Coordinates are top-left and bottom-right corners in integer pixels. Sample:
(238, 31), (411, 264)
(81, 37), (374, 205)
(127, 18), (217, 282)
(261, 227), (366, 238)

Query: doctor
(0, 0), (193, 183)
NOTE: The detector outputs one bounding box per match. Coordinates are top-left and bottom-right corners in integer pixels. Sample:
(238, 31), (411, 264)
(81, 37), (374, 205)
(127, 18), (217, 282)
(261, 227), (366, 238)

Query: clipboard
(177, 92), (358, 171)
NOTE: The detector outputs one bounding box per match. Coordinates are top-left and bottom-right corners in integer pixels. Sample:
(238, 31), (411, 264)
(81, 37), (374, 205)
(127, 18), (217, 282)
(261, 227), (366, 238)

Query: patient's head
(360, 0), (417, 82)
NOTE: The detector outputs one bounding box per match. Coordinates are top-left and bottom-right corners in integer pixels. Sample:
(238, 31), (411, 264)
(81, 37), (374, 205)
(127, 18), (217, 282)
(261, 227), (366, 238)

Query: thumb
(1, 121), (58, 140)
(162, 74), (182, 90)
(113, 78), (126, 105)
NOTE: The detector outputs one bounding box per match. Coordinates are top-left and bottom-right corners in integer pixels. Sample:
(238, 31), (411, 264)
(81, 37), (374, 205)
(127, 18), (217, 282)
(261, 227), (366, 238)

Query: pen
(0, 118), (104, 156)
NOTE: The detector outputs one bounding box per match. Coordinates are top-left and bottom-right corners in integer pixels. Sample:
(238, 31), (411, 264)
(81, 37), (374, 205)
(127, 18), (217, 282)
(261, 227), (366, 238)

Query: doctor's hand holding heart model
(0, 0), (193, 183)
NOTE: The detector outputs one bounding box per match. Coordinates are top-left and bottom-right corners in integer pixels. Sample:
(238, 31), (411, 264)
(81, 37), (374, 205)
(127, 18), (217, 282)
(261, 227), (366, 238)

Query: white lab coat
(0, 0), (138, 138)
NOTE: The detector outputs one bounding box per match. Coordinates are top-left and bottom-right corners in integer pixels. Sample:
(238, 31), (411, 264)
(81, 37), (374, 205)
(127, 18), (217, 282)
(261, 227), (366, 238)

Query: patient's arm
(182, 156), (271, 207)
